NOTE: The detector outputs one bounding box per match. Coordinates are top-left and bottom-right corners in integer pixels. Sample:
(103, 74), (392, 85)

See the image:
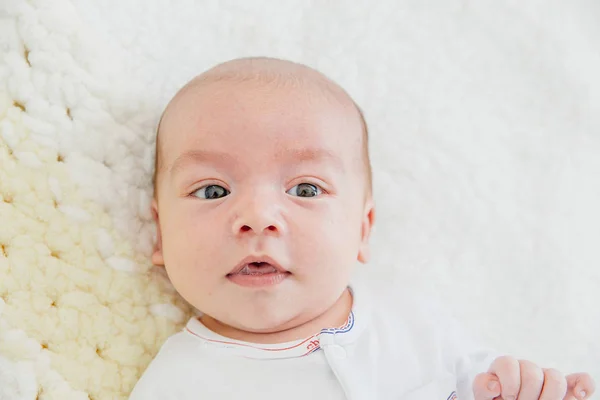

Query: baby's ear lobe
(151, 199), (165, 267)
(357, 201), (375, 264)
(357, 246), (370, 264)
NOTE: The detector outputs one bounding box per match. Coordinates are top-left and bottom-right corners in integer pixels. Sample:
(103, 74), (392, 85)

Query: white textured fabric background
(1, 0), (599, 398)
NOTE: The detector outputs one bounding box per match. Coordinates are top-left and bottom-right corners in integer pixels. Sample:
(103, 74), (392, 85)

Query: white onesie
(130, 274), (498, 400)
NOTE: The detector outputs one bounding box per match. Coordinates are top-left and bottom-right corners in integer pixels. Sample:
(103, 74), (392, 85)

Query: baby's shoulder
(131, 327), (250, 398)
(140, 330), (205, 375)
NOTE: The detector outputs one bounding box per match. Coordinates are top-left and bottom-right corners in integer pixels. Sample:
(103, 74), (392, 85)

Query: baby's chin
(201, 307), (322, 343)
(238, 313), (309, 334)
(229, 308), (310, 333)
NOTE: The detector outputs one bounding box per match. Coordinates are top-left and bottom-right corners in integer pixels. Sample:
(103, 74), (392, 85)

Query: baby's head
(152, 57), (375, 336)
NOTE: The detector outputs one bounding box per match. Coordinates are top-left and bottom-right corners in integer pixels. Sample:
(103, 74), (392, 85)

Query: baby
(130, 57), (595, 399)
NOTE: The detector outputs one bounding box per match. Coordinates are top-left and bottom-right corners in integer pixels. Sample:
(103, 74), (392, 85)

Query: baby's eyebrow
(169, 150), (235, 176)
(278, 148), (344, 170)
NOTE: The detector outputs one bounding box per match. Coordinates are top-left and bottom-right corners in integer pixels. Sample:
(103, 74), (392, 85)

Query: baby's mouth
(232, 262), (279, 276)
(227, 255), (289, 276)
(226, 256), (291, 287)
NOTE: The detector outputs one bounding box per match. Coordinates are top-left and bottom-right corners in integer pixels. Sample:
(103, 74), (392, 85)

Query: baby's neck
(199, 288), (353, 344)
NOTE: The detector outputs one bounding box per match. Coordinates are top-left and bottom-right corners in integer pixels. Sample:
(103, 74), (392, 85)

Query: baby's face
(153, 79), (373, 334)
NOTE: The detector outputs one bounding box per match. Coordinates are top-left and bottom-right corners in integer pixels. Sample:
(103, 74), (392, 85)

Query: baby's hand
(472, 356), (595, 400)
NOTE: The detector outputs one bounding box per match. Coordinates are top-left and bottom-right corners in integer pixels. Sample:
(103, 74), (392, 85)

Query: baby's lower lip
(226, 270), (291, 288)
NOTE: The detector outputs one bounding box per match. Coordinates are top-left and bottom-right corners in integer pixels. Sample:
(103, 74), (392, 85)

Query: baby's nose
(231, 195), (285, 236)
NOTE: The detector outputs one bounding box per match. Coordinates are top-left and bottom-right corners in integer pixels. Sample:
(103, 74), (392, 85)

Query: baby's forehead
(164, 79), (359, 147)
(159, 77), (360, 148)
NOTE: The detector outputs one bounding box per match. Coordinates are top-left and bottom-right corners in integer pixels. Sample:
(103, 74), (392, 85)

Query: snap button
(329, 344), (347, 359)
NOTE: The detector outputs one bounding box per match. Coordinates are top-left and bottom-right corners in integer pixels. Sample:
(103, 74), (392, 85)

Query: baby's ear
(151, 199), (165, 267)
(357, 199), (375, 264)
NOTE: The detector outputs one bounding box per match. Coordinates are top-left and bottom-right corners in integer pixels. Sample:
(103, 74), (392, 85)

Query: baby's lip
(228, 255), (288, 275)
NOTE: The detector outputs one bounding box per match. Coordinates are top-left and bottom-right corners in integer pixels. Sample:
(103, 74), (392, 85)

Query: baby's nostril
(238, 225), (278, 233)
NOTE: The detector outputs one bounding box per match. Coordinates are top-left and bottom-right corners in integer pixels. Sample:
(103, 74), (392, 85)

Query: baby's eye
(192, 185), (230, 199)
(286, 183), (322, 198)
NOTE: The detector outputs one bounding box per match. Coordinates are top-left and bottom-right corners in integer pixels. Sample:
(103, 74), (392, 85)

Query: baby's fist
(472, 356), (596, 400)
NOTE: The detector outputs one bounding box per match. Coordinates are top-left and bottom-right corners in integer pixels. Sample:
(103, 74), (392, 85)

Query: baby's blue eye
(286, 183), (322, 198)
(192, 185), (230, 199)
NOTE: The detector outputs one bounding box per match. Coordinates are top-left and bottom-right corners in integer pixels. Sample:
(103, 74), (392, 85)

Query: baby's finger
(488, 356), (521, 399)
(565, 373), (596, 400)
(539, 368), (567, 400)
(517, 360), (544, 399)
(472, 372), (501, 400)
